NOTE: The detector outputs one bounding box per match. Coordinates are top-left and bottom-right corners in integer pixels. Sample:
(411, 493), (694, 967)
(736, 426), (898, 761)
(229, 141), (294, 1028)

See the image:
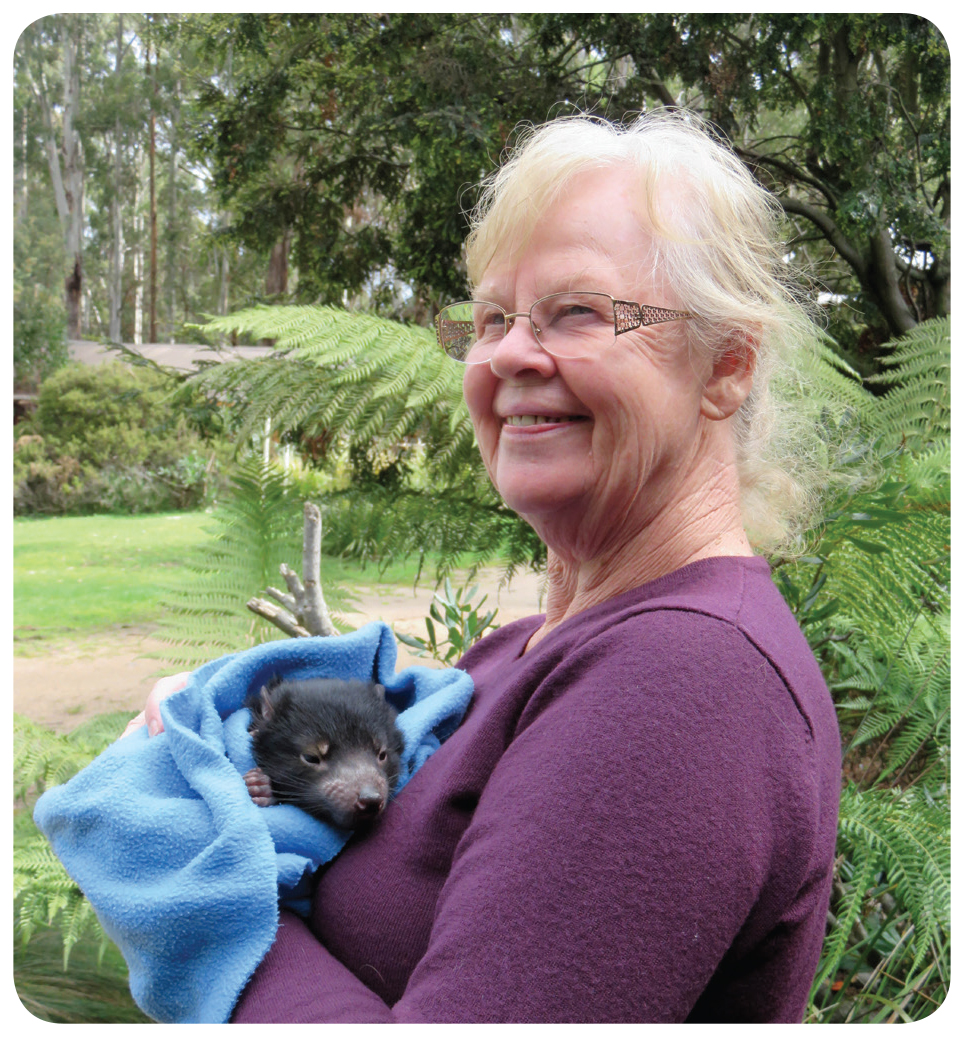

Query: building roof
(68, 340), (276, 373)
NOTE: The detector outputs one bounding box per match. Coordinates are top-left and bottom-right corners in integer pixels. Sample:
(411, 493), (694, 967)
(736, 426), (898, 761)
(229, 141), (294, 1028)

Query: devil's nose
(354, 788), (384, 818)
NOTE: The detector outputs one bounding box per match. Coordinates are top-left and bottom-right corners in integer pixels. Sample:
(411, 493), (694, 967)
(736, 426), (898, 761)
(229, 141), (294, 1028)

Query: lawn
(14, 513), (215, 646)
(14, 510), (466, 649)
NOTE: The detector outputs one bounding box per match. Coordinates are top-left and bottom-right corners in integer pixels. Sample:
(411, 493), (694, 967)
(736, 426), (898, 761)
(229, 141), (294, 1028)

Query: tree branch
(246, 501), (340, 638)
(246, 597), (312, 638)
(777, 195), (869, 282)
(735, 145), (839, 210)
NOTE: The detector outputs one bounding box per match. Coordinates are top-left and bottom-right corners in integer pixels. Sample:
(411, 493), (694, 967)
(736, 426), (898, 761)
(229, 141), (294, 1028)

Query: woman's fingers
(119, 671), (192, 739)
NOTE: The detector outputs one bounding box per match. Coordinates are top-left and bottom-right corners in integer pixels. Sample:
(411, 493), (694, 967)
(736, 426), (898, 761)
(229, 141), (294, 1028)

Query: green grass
(14, 510), (483, 650)
(14, 513), (214, 648)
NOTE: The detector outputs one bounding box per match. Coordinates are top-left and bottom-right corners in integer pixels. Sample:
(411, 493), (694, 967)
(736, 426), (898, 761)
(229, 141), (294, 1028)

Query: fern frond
(866, 319), (950, 451)
(13, 713), (135, 963)
(836, 785), (950, 974)
(151, 454), (353, 664)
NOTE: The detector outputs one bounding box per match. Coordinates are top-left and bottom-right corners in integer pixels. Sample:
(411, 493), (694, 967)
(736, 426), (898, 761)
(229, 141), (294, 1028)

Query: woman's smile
(501, 414), (590, 430)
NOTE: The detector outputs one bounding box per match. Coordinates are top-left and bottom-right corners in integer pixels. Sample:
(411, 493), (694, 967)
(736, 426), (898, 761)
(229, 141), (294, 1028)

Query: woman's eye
(545, 306), (590, 332)
(476, 311), (505, 336)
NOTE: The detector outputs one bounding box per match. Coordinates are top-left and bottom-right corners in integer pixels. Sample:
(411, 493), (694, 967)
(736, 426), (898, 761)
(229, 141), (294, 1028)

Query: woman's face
(463, 167), (723, 562)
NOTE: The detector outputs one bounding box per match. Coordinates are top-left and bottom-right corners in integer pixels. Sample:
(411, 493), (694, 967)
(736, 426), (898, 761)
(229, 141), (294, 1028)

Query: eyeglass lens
(438, 292), (617, 363)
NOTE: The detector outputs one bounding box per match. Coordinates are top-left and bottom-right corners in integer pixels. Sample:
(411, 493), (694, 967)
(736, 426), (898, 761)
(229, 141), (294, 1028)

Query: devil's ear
(256, 684), (276, 722)
(372, 683), (386, 701)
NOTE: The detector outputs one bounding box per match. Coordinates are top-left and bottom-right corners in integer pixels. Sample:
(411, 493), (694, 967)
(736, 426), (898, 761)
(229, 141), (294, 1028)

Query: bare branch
(299, 502), (339, 636)
(278, 564), (304, 603)
(245, 502), (340, 639)
(263, 585), (297, 614)
(246, 598), (312, 638)
(736, 145), (839, 210)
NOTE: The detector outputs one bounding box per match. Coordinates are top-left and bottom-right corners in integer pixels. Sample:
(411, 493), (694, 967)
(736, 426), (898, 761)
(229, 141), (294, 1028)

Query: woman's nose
(489, 313), (557, 378)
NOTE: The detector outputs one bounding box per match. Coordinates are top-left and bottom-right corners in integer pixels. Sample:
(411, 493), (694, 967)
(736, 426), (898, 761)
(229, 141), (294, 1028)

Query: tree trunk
(16, 104), (28, 225)
(133, 153), (144, 344)
(167, 73), (182, 342)
(65, 259), (82, 340)
(146, 22), (158, 344)
(32, 17), (87, 339)
(260, 230), (291, 345)
(63, 23), (85, 339)
(266, 231), (291, 297)
(108, 14), (125, 343)
(867, 217), (919, 336)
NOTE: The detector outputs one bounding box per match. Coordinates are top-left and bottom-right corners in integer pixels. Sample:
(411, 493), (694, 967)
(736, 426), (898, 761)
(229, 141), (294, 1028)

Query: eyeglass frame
(435, 291), (695, 363)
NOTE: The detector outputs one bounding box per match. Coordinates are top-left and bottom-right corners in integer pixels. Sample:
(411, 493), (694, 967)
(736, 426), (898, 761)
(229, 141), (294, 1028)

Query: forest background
(13, 12), (951, 1026)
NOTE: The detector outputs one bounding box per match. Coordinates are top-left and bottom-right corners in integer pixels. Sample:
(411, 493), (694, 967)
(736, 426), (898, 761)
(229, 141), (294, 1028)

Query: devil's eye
(377, 748), (387, 762)
(301, 752), (321, 766)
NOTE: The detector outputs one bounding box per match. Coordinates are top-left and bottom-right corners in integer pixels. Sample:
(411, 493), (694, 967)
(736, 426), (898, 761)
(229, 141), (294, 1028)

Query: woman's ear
(700, 332), (756, 422)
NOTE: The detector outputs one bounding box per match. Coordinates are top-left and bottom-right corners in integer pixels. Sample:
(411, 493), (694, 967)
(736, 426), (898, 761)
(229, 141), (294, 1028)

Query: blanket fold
(33, 622), (474, 1024)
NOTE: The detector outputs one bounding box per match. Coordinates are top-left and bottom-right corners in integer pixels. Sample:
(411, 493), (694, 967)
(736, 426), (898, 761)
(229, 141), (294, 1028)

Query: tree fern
(193, 306), (477, 488)
(866, 317), (950, 453)
(152, 454), (352, 666)
(785, 320), (951, 1020)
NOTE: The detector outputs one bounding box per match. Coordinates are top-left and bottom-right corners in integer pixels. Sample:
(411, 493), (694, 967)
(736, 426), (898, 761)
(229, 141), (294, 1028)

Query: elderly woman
(139, 111), (841, 1023)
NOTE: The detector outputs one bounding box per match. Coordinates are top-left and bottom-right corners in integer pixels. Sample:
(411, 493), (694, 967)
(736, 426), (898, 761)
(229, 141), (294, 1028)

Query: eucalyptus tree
(16, 15), (102, 338)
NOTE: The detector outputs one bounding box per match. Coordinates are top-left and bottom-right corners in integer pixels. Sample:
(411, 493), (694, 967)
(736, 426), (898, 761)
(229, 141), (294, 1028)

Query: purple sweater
(233, 556), (841, 1023)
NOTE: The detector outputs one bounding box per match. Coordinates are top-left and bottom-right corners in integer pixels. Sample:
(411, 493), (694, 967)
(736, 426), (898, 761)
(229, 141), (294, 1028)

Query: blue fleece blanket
(33, 622), (474, 1024)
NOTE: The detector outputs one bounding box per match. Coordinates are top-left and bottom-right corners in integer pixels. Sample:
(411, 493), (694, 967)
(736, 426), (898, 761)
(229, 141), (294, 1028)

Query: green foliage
(191, 13), (578, 309)
(197, 306), (469, 464)
(15, 13), (950, 370)
(14, 361), (226, 515)
(33, 361), (186, 464)
(13, 710), (154, 1021)
(396, 576), (500, 665)
(14, 279), (68, 390)
(14, 923), (151, 1023)
(191, 305), (543, 580)
(152, 454), (352, 666)
(528, 13), (949, 345)
(866, 317), (951, 453)
(14, 713), (134, 961)
(808, 788), (949, 1023)
(770, 319), (949, 1021)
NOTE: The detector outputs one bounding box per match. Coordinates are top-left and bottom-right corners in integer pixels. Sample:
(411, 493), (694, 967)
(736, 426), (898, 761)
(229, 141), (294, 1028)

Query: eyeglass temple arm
(613, 299), (694, 335)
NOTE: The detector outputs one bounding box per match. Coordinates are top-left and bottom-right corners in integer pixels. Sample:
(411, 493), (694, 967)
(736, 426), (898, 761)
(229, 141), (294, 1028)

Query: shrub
(14, 276), (68, 390)
(13, 361), (229, 515)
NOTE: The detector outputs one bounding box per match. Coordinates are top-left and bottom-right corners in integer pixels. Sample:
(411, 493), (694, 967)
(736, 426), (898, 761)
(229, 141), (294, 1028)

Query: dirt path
(14, 569), (547, 732)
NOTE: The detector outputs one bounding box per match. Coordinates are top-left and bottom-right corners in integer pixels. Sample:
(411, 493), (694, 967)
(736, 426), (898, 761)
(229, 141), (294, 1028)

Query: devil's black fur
(244, 676), (404, 830)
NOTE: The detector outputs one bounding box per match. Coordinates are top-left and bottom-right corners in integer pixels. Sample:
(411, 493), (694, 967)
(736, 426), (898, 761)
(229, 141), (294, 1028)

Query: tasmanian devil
(242, 676), (404, 831)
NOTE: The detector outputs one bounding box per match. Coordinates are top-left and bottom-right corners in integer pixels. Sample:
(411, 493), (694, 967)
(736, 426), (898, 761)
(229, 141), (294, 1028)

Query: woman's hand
(120, 672), (192, 739)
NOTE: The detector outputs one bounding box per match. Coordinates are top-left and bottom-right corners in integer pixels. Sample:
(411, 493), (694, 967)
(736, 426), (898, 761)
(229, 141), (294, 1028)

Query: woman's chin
(496, 476), (590, 530)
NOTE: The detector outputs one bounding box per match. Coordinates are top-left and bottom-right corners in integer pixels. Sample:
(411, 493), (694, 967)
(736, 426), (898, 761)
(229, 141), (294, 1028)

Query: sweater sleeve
(234, 612), (820, 1022)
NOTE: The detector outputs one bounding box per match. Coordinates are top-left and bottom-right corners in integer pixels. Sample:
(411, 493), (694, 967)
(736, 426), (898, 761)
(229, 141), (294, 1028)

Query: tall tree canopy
(531, 14), (949, 344)
(14, 12), (949, 369)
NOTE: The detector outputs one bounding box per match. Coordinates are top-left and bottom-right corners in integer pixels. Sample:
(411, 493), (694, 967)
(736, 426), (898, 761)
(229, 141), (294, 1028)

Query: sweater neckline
(517, 554), (767, 658)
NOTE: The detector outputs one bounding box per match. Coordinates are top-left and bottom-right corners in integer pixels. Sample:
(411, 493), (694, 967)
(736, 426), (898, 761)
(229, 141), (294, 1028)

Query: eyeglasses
(436, 291), (693, 364)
